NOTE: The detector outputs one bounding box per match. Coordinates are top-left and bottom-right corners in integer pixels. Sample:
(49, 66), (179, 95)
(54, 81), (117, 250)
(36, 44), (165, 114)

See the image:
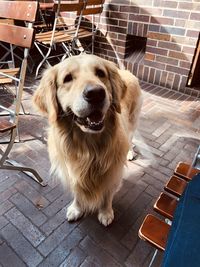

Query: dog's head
(33, 54), (126, 133)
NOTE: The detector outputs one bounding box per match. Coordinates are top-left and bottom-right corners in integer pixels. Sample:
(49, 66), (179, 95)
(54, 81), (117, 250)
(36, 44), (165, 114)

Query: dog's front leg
(98, 191), (114, 227)
(66, 198), (83, 222)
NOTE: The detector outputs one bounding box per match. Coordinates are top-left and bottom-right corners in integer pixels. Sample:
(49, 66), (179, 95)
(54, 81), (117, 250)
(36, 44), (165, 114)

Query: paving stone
(38, 221), (78, 257)
(5, 207), (45, 247)
(0, 200), (13, 216)
(40, 206), (67, 236)
(80, 256), (102, 267)
(80, 236), (122, 267)
(59, 246), (86, 267)
(0, 175), (18, 194)
(152, 122), (171, 137)
(42, 194), (72, 218)
(38, 228), (84, 266)
(121, 205), (154, 251)
(10, 193), (47, 226)
(0, 243), (27, 267)
(117, 192), (152, 228)
(125, 239), (153, 267)
(0, 216), (8, 230)
(1, 224), (43, 267)
(14, 180), (50, 208)
(44, 184), (64, 202)
(0, 187), (17, 204)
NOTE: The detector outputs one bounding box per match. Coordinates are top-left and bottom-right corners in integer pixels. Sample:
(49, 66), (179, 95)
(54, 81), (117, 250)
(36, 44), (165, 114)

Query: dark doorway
(188, 34), (200, 90)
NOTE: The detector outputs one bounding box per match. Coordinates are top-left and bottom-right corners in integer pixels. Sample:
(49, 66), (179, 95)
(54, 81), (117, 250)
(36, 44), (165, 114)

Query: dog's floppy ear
(33, 67), (59, 123)
(105, 61), (127, 113)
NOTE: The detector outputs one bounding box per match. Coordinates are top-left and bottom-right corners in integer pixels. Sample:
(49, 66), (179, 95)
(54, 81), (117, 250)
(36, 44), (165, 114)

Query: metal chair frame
(0, 0), (45, 186)
(34, 0), (85, 77)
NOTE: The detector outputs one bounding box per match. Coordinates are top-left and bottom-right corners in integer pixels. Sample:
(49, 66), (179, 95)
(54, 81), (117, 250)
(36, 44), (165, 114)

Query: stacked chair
(0, 0), (45, 186)
(138, 160), (200, 267)
(77, 0), (105, 54)
(34, 0), (105, 77)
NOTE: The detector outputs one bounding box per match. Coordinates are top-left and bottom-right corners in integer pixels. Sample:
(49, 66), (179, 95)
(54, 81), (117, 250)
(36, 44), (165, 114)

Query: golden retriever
(33, 54), (142, 226)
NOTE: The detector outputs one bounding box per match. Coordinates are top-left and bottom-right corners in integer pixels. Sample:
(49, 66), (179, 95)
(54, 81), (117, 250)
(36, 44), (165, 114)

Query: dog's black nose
(83, 85), (105, 104)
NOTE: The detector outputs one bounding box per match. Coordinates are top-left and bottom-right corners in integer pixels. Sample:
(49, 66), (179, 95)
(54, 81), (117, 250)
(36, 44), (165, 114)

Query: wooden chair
(139, 214), (170, 267)
(0, 18), (30, 125)
(175, 161), (200, 181)
(138, 162), (200, 267)
(154, 192), (178, 221)
(164, 175), (188, 198)
(77, 0), (105, 54)
(0, 0), (45, 186)
(34, 0), (85, 77)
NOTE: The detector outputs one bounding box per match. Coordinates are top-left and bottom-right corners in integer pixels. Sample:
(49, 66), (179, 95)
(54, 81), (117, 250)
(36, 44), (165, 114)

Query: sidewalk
(0, 76), (199, 267)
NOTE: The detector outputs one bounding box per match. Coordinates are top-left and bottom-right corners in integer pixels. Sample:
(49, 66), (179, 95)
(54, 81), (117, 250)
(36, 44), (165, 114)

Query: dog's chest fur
(48, 112), (129, 206)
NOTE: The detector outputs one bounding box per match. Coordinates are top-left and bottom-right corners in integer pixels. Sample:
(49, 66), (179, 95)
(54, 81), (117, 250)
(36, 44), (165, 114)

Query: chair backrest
(81, 0), (105, 16)
(0, 1), (38, 123)
(52, 0), (85, 41)
(53, 0), (85, 26)
(0, 1), (38, 48)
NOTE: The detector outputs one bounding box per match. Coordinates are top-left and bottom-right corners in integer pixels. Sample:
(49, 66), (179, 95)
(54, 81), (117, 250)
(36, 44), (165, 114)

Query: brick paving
(0, 76), (200, 267)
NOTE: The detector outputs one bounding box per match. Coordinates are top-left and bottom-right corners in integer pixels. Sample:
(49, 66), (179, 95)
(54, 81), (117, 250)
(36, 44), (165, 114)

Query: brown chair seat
(164, 175), (187, 197)
(154, 192), (178, 220)
(0, 118), (16, 133)
(175, 162), (200, 181)
(0, 68), (19, 84)
(35, 27), (92, 44)
(138, 214), (170, 251)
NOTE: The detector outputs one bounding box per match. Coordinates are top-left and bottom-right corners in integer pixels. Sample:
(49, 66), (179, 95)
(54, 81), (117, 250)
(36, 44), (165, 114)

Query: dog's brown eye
(64, 73), (73, 83)
(96, 68), (106, 78)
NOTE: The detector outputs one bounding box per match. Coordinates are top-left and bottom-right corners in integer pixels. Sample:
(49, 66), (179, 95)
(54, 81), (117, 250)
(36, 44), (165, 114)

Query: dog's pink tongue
(87, 111), (103, 123)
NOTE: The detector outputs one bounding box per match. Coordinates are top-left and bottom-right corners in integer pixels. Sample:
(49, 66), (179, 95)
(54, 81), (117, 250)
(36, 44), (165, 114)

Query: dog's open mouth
(75, 110), (104, 132)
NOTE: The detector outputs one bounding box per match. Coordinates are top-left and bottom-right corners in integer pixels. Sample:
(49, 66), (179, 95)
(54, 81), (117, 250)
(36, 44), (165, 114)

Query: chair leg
(2, 160), (47, 186)
(62, 42), (72, 57)
(0, 129), (46, 186)
(149, 249), (158, 267)
(35, 43), (52, 78)
(0, 128), (16, 165)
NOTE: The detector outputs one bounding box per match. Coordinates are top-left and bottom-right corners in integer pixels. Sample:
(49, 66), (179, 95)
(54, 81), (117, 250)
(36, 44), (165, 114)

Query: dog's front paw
(98, 209), (114, 226)
(127, 149), (138, 161)
(66, 203), (83, 222)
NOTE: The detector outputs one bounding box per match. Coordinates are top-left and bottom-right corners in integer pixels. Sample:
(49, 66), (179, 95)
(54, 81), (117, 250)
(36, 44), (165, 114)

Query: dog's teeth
(87, 118), (103, 126)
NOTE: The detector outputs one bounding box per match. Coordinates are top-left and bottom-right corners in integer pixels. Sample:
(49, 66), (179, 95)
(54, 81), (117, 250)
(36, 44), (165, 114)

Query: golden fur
(33, 54), (142, 226)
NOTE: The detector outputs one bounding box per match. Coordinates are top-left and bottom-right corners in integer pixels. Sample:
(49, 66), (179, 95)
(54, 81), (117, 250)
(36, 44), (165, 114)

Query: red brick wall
(94, 0), (200, 94)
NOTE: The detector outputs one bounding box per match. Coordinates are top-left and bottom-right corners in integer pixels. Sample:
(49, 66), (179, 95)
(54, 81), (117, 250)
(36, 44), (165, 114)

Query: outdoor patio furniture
(164, 175), (188, 198)
(174, 161), (200, 181)
(34, 0), (105, 77)
(77, 0), (105, 54)
(162, 173), (200, 267)
(34, 0), (85, 77)
(138, 159), (200, 267)
(0, 0), (45, 186)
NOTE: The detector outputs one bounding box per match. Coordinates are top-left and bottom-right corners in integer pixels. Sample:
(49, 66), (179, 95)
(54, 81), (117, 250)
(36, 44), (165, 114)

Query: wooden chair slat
(86, 0), (105, 4)
(0, 24), (34, 48)
(0, 19), (14, 25)
(0, 1), (38, 22)
(39, 2), (54, 10)
(0, 68), (20, 75)
(0, 119), (16, 133)
(0, 78), (13, 84)
(154, 192), (178, 220)
(175, 162), (200, 181)
(164, 175), (187, 197)
(81, 7), (103, 15)
(55, 3), (84, 12)
(0, 68), (20, 84)
(138, 214), (170, 251)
